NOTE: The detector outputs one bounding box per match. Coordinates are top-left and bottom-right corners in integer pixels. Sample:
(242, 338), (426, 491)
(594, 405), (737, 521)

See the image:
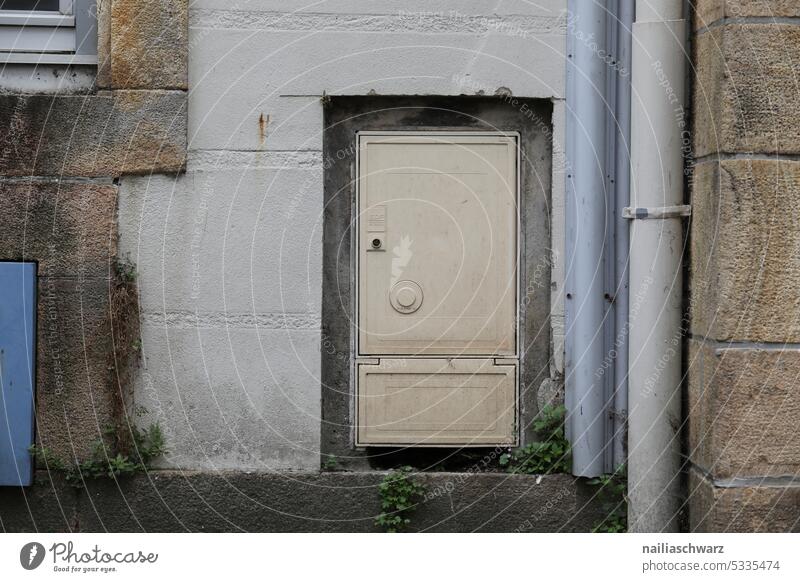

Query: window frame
(0, 0), (97, 65)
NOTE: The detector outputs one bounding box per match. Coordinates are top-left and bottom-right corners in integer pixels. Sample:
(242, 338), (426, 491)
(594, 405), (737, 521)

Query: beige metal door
(355, 132), (519, 446)
(357, 133), (518, 356)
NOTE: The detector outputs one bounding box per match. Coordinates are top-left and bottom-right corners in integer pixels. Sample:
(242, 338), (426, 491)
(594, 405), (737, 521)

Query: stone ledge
(688, 467), (800, 532)
(110, 0), (188, 90)
(35, 278), (120, 461)
(693, 23), (800, 157)
(0, 471), (605, 533)
(0, 181), (117, 279)
(96, 0), (112, 89)
(690, 159), (800, 342)
(0, 91), (186, 177)
(695, 0), (800, 29)
(0, 475), (79, 532)
(688, 339), (800, 480)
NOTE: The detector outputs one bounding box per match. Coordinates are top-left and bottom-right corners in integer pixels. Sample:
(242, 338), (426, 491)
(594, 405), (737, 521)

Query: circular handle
(389, 280), (423, 314)
(396, 286), (416, 308)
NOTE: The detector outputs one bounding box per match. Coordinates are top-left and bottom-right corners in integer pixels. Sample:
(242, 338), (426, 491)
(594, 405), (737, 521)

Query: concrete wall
(1, 471), (604, 532)
(119, 1), (569, 470)
(688, 1), (800, 532)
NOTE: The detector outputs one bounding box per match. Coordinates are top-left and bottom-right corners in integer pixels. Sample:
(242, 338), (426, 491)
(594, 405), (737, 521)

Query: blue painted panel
(0, 262), (36, 487)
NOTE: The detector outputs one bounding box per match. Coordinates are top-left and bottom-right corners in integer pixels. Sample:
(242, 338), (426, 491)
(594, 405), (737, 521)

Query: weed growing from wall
(589, 465), (628, 533)
(30, 423), (166, 487)
(499, 404), (571, 474)
(375, 466), (426, 533)
(322, 454), (339, 470)
(109, 258), (142, 452)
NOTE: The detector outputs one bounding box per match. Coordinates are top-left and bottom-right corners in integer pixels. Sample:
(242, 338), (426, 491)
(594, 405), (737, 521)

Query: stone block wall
(688, 0), (800, 531)
(0, 0), (188, 462)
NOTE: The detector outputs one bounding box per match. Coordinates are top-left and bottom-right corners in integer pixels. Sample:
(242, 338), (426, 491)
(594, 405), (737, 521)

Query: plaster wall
(118, 0), (568, 470)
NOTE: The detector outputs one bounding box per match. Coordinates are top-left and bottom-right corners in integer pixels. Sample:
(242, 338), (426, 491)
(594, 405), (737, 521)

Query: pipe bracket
(622, 204), (691, 220)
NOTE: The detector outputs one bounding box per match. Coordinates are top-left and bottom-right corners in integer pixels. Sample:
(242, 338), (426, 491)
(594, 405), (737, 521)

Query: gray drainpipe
(626, 0), (688, 532)
(613, 0), (634, 470)
(565, 0), (686, 529)
(566, 0), (633, 477)
(565, 0), (609, 477)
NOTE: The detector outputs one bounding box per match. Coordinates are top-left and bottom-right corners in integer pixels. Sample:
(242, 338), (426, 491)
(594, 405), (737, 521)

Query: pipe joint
(622, 204), (692, 219)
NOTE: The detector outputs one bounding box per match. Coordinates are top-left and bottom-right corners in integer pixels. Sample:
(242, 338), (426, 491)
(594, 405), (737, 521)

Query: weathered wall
(0, 0), (187, 464)
(0, 0), (605, 534)
(119, 1), (569, 471)
(688, 1), (800, 531)
(0, 471), (604, 533)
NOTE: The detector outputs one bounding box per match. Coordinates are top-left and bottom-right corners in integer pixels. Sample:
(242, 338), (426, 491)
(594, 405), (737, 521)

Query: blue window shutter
(0, 262), (36, 487)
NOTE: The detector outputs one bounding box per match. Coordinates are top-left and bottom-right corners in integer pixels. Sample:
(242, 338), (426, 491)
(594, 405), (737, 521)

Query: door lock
(367, 234), (385, 251)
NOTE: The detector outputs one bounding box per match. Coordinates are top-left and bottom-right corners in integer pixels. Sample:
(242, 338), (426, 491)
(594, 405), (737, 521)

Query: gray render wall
(118, 0), (568, 471)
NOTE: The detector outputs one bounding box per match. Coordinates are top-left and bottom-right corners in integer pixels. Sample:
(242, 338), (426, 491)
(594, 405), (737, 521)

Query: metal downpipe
(565, 0), (609, 477)
(627, 0), (687, 532)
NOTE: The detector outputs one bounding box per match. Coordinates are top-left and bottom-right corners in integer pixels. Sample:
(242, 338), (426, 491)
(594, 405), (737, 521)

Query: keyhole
(371, 238), (382, 249)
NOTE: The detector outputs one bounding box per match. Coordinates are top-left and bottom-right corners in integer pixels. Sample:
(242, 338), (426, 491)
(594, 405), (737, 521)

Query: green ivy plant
(375, 466), (426, 533)
(322, 454), (338, 470)
(30, 423), (166, 488)
(589, 465), (628, 533)
(499, 404), (571, 474)
(113, 258), (137, 283)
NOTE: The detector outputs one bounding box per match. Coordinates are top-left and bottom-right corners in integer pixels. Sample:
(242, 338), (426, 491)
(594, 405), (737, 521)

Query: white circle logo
(20, 542), (46, 570)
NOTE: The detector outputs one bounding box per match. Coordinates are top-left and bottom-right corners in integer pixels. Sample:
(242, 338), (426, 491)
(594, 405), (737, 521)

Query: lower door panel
(356, 358), (517, 446)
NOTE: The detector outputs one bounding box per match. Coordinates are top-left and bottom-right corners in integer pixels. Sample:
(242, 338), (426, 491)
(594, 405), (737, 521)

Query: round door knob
(389, 280), (423, 314)
(396, 287), (416, 307)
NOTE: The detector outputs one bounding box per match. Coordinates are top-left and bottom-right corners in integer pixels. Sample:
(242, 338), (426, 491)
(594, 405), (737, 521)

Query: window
(0, 0), (97, 64)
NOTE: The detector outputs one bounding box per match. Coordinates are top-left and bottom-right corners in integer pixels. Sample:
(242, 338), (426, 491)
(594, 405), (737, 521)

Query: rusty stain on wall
(258, 112), (270, 145)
